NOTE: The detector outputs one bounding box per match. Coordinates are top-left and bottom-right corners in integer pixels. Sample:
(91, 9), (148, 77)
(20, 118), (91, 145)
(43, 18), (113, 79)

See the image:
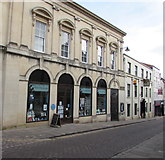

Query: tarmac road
(2, 118), (163, 159)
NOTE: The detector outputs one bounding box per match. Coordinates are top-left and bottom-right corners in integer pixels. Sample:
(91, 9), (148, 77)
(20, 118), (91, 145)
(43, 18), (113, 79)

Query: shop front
(27, 70), (50, 123)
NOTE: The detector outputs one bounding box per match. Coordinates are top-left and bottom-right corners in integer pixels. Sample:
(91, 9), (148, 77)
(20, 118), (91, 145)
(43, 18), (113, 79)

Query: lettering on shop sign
(50, 113), (61, 127)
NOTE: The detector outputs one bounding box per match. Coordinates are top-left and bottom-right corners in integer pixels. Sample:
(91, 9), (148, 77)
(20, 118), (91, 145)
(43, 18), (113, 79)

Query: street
(2, 118), (163, 159)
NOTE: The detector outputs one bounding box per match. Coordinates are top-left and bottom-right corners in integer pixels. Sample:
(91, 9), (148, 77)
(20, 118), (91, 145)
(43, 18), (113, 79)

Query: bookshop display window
(96, 79), (107, 115)
(79, 77), (92, 117)
(27, 70), (50, 122)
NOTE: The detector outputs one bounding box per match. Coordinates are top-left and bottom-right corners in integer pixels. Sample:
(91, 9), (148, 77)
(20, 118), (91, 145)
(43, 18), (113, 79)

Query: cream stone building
(123, 54), (153, 120)
(0, 0), (128, 129)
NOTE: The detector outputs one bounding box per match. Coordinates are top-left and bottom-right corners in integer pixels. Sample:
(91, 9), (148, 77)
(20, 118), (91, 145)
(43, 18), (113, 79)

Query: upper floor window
(141, 86), (143, 97)
(59, 19), (75, 59)
(110, 42), (118, 70)
(98, 45), (103, 66)
(134, 85), (137, 97)
(135, 65), (138, 76)
(141, 69), (144, 78)
(150, 73), (152, 80)
(32, 7), (53, 53)
(146, 71), (148, 79)
(34, 21), (46, 52)
(96, 36), (107, 67)
(146, 88), (148, 97)
(128, 62), (131, 74)
(111, 51), (116, 69)
(82, 39), (88, 63)
(127, 84), (131, 97)
(61, 31), (70, 58)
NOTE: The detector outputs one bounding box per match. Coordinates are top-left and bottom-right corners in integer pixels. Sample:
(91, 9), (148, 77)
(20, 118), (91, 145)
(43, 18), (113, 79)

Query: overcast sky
(74, 0), (164, 77)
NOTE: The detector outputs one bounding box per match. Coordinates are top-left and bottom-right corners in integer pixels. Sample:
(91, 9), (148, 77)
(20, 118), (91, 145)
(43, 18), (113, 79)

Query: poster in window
(43, 104), (47, 111)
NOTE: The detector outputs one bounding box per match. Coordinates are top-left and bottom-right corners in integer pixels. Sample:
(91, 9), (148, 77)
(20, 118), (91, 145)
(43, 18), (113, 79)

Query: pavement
(1, 116), (164, 159)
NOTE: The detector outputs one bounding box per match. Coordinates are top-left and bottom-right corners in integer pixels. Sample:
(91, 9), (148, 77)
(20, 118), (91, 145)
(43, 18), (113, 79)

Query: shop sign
(31, 84), (49, 92)
(143, 79), (150, 86)
(80, 88), (91, 94)
(98, 89), (106, 95)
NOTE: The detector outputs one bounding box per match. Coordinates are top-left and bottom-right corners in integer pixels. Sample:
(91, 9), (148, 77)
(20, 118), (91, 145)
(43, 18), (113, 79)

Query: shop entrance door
(111, 89), (119, 121)
(140, 99), (146, 118)
(57, 74), (74, 124)
(57, 85), (73, 124)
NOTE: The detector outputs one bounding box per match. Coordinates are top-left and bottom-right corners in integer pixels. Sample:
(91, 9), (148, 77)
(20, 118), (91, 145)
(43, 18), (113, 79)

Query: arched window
(79, 77), (92, 117)
(27, 70), (50, 122)
(97, 79), (107, 115)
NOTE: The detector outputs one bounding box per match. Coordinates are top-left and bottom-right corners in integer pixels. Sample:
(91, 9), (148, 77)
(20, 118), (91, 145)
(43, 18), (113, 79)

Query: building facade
(123, 54), (153, 120)
(143, 64), (165, 116)
(1, 0), (127, 129)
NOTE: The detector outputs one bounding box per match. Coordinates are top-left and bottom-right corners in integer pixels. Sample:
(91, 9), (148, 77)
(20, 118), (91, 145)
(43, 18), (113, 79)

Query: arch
(109, 41), (119, 51)
(25, 65), (54, 83)
(95, 76), (108, 88)
(109, 78), (120, 89)
(80, 28), (93, 37)
(55, 69), (77, 85)
(29, 69), (50, 83)
(96, 36), (107, 44)
(32, 7), (53, 20)
(97, 79), (107, 88)
(58, 19), (75, 30)
(58, 73), (74, 85)
(77, 73), (94, 86)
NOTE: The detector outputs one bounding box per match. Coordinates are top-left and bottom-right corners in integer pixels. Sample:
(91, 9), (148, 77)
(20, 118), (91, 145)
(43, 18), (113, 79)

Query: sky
(74, 0), (164, 77)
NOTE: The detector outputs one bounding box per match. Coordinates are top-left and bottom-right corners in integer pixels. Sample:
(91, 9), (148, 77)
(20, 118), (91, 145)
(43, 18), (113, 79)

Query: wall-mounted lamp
(123, 46), (130, 51)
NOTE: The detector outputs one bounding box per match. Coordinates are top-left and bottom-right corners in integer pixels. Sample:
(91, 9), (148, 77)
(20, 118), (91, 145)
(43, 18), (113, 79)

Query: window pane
(34, 21), (46, 52)
(61, 31), (70, 58)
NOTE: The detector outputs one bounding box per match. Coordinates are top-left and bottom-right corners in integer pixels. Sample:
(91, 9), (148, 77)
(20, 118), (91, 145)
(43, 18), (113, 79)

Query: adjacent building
(143, 64), (165, 116)
(1, 0), (127, 129)
(123, 54), (153, 120)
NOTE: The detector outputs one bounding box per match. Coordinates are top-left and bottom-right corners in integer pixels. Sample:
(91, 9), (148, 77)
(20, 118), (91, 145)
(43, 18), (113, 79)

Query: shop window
(27, 70), (50, 123)
(79, 77), (92, 117)
(97, 79), (107, 115)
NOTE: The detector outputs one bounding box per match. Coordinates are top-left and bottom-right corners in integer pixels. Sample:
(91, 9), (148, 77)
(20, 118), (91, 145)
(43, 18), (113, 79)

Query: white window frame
(98, 45), (103, 67)
(111, 51), (116, 70)
(61, 31), (70, 58)
(34, 20), (46, 53)
(81, 39), (88, 63)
